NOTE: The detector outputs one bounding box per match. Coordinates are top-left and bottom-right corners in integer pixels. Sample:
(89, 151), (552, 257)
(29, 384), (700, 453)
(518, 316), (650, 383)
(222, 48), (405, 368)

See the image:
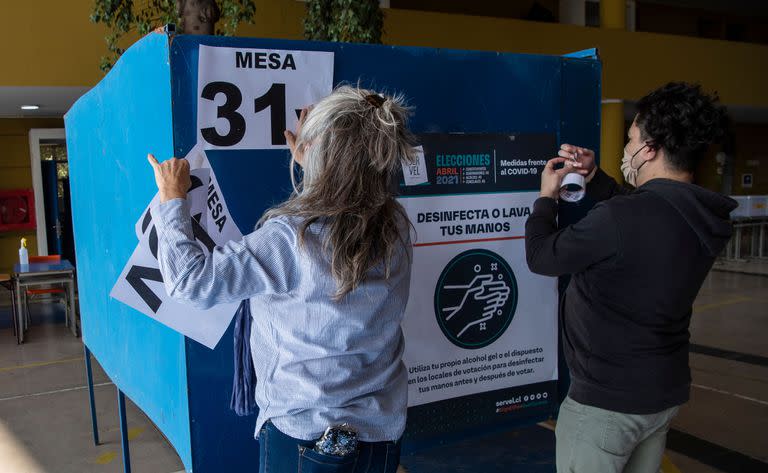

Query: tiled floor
(0, 307), (184, 473)
(0, 269), (766, 472)
(712, 258), (768, 277)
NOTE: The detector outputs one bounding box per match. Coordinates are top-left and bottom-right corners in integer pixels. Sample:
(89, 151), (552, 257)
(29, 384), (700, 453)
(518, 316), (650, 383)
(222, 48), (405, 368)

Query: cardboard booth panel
(65, 33), (193, 466)
(66, 32), (601, 472)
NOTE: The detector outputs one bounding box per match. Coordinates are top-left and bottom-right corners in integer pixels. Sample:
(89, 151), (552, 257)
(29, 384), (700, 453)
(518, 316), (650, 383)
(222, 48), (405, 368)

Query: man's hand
(558, 144), (597, 179)
(540, 157), (588, 200)
(147, 154), (191, 203)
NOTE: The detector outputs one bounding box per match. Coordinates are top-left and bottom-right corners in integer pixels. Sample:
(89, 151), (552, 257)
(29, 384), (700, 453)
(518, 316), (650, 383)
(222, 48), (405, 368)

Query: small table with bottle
(12, 259), (78, 344)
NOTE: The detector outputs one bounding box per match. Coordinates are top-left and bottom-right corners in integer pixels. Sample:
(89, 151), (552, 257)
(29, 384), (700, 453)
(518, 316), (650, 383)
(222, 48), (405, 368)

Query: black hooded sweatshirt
(525, 169), (737, 414)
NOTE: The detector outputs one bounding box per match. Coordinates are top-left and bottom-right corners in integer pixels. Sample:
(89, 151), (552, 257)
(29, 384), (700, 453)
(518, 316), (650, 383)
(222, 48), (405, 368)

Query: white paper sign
(197, 45), (334, 150)
(134, 168), (210, 256)
(402, 146), (429, 186)
(111, 144), (243, 349)
(398, 192), (558, 407)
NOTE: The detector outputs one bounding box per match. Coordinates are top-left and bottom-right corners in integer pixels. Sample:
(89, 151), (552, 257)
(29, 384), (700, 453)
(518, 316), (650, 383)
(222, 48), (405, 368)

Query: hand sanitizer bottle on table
(19, 238), (29, 268)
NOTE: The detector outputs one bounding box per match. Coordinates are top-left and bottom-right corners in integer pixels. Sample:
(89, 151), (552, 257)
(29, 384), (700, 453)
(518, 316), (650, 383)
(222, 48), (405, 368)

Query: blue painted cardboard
(65, 33), (193, 467)
(66, 32), (601, 471)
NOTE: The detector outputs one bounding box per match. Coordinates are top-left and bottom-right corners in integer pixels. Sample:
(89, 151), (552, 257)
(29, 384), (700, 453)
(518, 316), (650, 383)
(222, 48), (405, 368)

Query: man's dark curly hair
(635, 82), (729, 173)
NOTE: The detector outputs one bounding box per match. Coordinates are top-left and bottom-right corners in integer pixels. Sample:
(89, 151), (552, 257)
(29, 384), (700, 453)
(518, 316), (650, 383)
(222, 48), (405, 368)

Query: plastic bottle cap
(21, 238), (27, 248)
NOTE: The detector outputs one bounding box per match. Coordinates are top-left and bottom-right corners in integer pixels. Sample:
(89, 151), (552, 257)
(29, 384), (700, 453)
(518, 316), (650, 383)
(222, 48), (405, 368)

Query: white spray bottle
(19, 238), (29, 266)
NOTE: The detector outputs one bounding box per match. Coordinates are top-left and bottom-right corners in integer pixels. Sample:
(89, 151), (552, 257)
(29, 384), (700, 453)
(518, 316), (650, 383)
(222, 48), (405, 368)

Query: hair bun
(365, 94), (386, 108)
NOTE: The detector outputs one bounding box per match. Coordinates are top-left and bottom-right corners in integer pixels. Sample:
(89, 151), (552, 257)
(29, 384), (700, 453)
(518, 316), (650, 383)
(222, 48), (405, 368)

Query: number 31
(200, 81), (290, 147)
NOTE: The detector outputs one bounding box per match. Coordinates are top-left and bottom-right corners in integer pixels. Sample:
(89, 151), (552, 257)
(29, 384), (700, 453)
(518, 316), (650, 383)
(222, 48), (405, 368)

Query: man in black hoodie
(525, 82), (736, 473)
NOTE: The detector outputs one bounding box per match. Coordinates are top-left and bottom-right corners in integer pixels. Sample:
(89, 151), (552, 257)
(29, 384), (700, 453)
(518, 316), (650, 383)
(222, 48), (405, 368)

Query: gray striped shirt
(155, 198), (411, 441)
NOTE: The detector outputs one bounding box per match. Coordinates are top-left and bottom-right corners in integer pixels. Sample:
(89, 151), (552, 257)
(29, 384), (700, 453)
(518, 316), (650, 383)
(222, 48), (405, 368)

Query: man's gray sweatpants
(555, 396), (680, 473)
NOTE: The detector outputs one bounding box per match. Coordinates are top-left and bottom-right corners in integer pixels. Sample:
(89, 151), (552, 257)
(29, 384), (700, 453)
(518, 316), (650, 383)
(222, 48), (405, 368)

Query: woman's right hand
(147, 154), (191, 203)
(558, 144), (596, 176)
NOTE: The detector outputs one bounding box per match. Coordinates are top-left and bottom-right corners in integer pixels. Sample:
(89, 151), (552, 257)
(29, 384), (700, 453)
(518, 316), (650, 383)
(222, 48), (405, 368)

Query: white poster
(111, 144), (243, 349)
(197, 45), (334, 150)
(401, 146), (429, 186)
(397, 133), (558, 408)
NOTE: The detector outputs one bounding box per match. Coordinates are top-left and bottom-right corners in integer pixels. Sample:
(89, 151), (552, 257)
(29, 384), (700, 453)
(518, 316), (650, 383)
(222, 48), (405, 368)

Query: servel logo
(434, 249), (518, 349)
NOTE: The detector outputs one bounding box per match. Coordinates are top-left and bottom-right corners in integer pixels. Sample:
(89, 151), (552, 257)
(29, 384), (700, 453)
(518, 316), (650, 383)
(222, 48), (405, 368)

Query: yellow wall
(381, 9), (768, 108)
(1, 3), (108, 87)
(0, 119), (64, 268)
(0, 1), (306, 87)
(2, 1), (767, 108)
(693, 123), (768, 196)
(731, 124), (768, 195)
(1, 1), (767, 268)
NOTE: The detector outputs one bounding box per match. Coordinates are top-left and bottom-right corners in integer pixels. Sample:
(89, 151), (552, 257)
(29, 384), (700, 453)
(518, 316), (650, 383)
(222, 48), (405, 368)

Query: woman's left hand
(148, 154), (191, 203)
(284, 107), (309, 166)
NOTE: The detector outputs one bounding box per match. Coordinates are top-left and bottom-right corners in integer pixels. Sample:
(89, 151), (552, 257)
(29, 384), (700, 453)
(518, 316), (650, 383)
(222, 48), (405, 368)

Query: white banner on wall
(398, 192), (558, 407)
(111, 144), (242, 349)
(197, 45), (334, 150)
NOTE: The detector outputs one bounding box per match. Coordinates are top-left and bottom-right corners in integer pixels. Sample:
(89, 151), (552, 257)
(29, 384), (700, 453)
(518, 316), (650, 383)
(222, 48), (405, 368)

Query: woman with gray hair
(148, 85), (417, 473)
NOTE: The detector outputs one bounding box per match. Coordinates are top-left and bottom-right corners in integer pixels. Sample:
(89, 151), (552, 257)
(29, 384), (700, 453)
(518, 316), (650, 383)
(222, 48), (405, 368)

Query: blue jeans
(258, 421), (401, 473)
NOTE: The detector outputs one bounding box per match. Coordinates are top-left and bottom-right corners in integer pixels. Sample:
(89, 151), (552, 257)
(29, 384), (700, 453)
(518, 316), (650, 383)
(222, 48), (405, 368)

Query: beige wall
(3, 1), (767, 108)
(0, 119), (64, 268)
(1, 1), (767, 269)
(694, 123), (768, 195)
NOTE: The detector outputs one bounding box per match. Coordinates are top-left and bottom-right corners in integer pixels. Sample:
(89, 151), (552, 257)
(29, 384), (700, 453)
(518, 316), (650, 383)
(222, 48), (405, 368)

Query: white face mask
(621, 144), (648, 187)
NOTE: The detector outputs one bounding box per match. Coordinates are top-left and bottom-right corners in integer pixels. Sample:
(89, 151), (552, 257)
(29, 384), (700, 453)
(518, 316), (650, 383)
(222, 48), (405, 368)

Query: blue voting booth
(65, 31), (601, 472)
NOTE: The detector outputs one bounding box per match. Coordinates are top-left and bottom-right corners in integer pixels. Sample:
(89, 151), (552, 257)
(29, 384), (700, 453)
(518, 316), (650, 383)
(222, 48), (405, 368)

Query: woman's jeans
(258, 421), (401, 473)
